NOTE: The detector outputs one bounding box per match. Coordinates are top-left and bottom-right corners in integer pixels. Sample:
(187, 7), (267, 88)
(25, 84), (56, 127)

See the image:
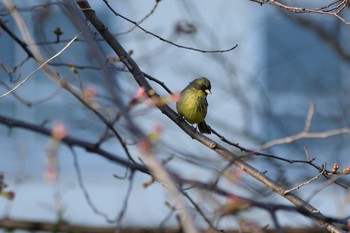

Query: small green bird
(176, 77), (212, 134)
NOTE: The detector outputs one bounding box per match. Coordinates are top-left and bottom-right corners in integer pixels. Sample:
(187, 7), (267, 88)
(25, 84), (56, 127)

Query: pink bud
(83, 86), (97, 100)
(51, 121), (68, 140)
(137, 139), (151, 154)
(130, 87), (147, 105)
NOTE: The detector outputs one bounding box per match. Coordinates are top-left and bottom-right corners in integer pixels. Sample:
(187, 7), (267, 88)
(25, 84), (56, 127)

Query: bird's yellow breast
(176, 89), (208, 124)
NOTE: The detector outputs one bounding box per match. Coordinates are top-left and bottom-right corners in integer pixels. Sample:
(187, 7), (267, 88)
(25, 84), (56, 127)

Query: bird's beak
(205, 89), (211, 95)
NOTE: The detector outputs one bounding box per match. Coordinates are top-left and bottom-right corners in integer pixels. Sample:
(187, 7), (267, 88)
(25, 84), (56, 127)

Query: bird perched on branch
(176, 77), (212, 134)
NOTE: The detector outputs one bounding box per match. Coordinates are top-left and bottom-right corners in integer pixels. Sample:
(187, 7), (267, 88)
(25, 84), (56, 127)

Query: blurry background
(1, 0), (350, 231)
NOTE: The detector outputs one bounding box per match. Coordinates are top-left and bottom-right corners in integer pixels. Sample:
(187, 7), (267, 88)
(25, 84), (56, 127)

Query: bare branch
(76, 1), (346, 232)
(260, 103), (350, 150)
(0, 31), (83, 99)
(0, 115), (149, 174)
(284, 166), (326, 194)
(0, 218), (338, 233)
(116, 0), (161, 36)
(3, 0), (137, 163)
(265, 0), (350, 24)
(102, 0), (238, 54)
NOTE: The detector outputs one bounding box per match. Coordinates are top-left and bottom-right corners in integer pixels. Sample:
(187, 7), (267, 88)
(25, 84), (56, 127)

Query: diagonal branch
(0, 31), (82, 99)
(3, 0), (137, 163)
(0, 19), (33, 58)
(76, 1), (345, 232)
(0, 115), (149, 174)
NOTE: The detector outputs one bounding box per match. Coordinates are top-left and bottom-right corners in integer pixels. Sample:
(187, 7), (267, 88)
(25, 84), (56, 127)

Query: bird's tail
(198, 121), (211, 134)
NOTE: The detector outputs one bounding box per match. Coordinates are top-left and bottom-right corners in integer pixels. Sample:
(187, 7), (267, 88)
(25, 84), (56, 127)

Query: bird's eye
(201, 84), (210, 91)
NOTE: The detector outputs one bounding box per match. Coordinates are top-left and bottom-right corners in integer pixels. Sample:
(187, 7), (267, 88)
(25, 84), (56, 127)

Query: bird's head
(190, 77), (211, 95)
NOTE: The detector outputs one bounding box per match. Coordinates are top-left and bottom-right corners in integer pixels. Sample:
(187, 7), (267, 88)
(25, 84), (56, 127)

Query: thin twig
(102, 0), (238, 54)
(116, 0), (160, 36)
(266, 0), (350, 24)
(71, 147), (115, 223)
(3, 1), (136, 164)
(0, 115), (149, 174)
(284, 166), (326, 194)
(116, 172), (135, 228)
(260, 103), (350, 150)
(0, 31), (82, 99)
(183, 192), (222, 232)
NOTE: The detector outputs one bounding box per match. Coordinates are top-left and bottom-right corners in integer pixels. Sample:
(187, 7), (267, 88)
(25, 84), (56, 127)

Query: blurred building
(259, 10), (349, 161)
